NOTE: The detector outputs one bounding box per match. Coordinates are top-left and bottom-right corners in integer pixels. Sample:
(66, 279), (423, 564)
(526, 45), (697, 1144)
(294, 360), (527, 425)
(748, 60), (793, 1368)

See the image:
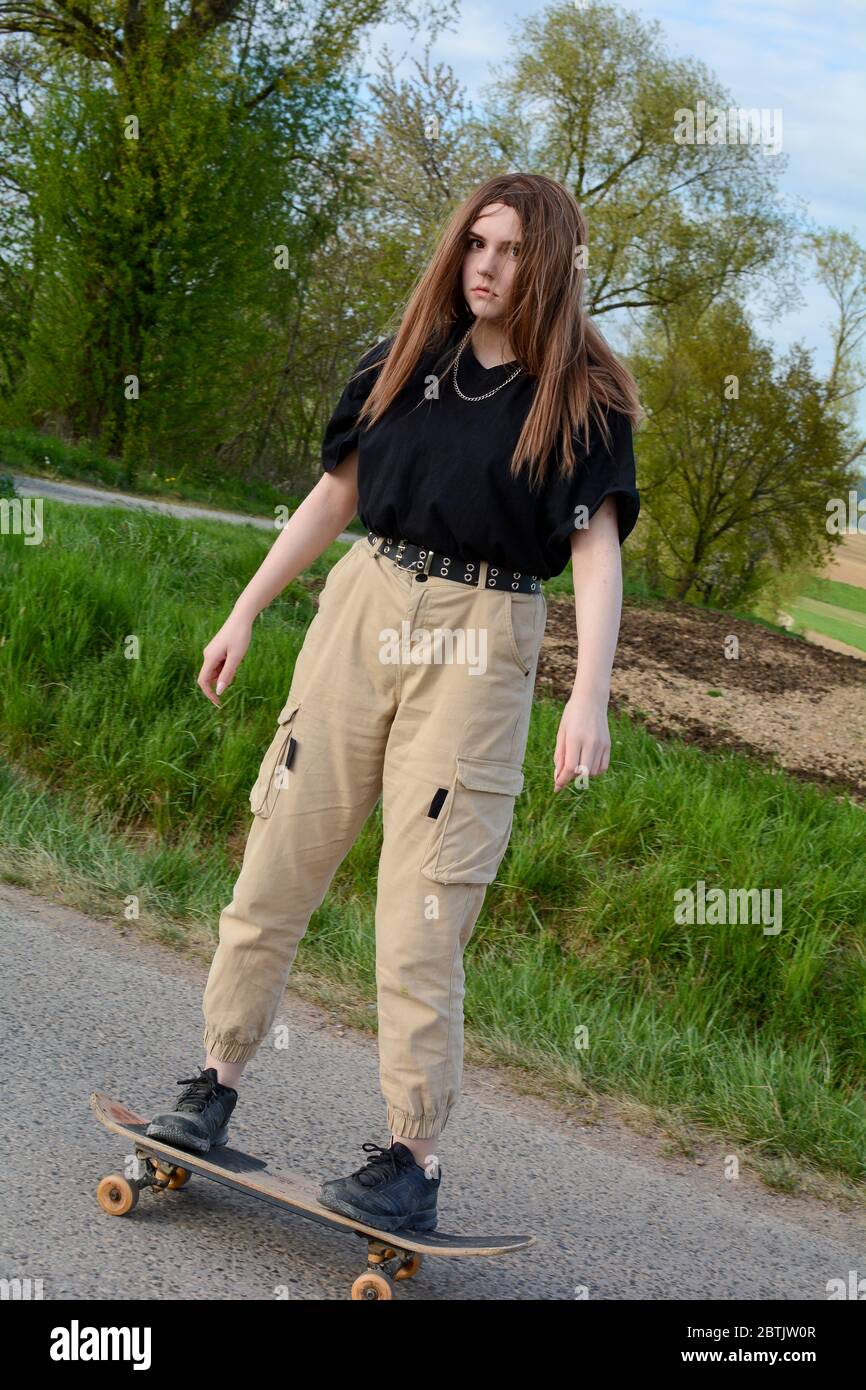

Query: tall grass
(2, 502), (864, 1186)
(0, 425), (303, 516)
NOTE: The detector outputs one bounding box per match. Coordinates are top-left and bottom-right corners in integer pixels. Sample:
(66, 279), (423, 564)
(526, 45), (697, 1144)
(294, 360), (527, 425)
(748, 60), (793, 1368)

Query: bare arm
(197, 450), (360, 706)
(553, 494), (623, 790)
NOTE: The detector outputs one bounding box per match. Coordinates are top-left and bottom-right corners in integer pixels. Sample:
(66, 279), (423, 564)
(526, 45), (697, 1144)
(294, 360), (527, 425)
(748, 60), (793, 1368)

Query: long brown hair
(350, 172), (642, 492)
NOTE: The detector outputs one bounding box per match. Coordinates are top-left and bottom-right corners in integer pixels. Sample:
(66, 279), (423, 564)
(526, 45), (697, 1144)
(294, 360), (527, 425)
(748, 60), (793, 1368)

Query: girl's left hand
(553, 694), (611, 790)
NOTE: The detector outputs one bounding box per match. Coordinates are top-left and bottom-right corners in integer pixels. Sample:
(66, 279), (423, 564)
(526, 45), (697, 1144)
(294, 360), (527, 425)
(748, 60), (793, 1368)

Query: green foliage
(628, 300), (858, 605)
(0, 0), (863, 623)
(800, 575), (866, 616)
(477, 2), (798, 315)
(0, 425), (303, 515)
(0, 2), (380, 485)
(0, 500), (335, 834)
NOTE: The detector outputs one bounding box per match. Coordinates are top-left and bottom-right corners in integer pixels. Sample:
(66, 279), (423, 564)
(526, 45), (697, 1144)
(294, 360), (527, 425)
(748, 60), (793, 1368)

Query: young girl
(146, 172), (641, 1234)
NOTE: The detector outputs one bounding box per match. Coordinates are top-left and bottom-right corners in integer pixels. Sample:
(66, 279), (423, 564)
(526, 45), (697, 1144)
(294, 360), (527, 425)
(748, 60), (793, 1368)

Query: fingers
(215, 656), (241, 697)
(556, 722), (569, 789)
(198, 651), (228, 708)
(553, 735), (611, 788)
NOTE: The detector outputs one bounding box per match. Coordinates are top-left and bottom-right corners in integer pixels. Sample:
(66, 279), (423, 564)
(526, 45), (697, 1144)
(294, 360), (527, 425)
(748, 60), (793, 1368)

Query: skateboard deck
(90, 1092), (534, 1299)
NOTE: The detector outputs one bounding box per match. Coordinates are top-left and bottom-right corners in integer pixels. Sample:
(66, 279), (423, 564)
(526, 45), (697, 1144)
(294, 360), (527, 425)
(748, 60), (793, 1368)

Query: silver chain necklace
(452, 326), (522, 402)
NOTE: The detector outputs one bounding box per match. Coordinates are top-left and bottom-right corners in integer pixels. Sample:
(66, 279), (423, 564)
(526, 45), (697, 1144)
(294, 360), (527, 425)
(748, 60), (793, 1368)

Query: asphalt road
(8, 470), (359, 543)
(1, 881), (863, 1302)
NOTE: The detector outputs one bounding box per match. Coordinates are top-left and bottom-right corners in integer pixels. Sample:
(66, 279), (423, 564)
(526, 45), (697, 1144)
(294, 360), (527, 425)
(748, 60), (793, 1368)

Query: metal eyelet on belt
(367, 531), (542, 593)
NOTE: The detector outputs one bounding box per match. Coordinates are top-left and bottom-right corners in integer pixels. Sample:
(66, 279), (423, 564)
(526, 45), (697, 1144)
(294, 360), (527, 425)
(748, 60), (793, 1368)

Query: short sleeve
(546, 408), (640, 548)
(320, 337), (393, 473)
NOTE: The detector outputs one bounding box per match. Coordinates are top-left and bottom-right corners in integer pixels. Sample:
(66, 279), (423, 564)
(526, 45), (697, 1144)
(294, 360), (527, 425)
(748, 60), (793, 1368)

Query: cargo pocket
(249, 696), (301, 818)
(420, 756), (525, 884)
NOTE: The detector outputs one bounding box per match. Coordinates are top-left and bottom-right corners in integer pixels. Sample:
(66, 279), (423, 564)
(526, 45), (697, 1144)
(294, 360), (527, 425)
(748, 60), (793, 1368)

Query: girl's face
(461, 202), (522, 324)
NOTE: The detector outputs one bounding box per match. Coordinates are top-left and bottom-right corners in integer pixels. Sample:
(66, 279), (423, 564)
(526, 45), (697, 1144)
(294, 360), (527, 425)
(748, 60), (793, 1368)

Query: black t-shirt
(320, 316), (640, 580)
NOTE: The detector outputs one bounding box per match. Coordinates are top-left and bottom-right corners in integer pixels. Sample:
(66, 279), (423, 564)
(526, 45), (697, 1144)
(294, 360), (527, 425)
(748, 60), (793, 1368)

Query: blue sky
(357, 0), (865, 443)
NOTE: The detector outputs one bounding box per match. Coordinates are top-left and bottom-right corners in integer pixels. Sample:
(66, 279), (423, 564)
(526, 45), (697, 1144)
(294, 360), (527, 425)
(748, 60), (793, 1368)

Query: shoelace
(174, 1070), (219, 1114)
(351, 1142), (410, 1187)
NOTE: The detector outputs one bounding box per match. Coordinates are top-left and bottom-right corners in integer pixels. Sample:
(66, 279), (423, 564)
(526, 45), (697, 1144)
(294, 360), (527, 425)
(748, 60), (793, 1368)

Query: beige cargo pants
(202, 534), (546, 1139)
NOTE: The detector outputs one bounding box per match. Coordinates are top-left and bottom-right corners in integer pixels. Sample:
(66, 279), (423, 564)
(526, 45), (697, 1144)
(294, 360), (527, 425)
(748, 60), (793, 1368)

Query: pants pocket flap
(277, 695), (301, 725)
(456, 757), (524, 796)
(421, 757), (523, 884)
(250, 699), (301, 817)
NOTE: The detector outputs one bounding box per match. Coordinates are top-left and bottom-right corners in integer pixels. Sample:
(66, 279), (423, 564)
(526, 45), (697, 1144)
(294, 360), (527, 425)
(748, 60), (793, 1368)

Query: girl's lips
(472, 287), (490, 295)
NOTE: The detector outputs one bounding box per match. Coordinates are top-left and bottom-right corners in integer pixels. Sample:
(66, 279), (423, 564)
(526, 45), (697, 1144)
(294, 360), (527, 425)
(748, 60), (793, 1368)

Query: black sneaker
(145, 1066), (237, 1154)
(318, 1141), (441, 1232)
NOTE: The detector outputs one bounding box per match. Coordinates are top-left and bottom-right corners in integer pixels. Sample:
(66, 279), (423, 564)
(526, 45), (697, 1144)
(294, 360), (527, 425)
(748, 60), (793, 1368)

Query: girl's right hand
(198, 612), (254, 707)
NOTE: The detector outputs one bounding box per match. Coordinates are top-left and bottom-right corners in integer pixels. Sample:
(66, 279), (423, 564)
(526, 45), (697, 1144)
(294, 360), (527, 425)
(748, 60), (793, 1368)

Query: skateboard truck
(96, 1148), (193, 1214)
(354, 1233), (424, 1295)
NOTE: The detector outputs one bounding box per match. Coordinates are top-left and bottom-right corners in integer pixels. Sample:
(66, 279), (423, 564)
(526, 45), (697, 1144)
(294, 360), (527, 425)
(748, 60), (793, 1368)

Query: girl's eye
(466, 236), (519, 256)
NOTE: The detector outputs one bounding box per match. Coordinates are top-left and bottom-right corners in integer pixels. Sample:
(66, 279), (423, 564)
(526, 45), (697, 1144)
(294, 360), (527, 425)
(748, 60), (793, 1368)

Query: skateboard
(90, 1093), (534, 1299)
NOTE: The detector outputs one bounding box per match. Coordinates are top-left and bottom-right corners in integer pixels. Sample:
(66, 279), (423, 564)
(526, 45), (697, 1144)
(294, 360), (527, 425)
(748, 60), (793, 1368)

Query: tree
(0, 1), (446, 478)
(629, 299), (858, 605)
(806, 227), (866, 466)
(318, 0), (808, 467)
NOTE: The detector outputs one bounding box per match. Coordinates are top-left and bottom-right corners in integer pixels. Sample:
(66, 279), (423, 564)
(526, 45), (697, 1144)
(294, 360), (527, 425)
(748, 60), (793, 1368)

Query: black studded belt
(366, 530), (541, 593)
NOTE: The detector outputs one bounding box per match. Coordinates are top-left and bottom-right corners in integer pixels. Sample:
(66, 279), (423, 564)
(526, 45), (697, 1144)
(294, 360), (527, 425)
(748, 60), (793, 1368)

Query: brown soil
(537, 593), (866, 804)
(300, 565), (866, 805)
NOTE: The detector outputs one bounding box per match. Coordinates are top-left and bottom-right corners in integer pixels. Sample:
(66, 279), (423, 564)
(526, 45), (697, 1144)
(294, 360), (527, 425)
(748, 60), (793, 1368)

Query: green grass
(780, 573), (866, 654)
(800, 575), (866, 616)
(0, 424), (362, 527)
(787, 599), (866, 654)
(2, 502), (865, 1192)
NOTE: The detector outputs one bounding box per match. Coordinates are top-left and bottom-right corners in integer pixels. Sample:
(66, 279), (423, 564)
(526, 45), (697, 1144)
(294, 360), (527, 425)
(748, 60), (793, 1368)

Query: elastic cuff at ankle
(387, 1104), (449, 1141)
(202, 1029), (262, 1065)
